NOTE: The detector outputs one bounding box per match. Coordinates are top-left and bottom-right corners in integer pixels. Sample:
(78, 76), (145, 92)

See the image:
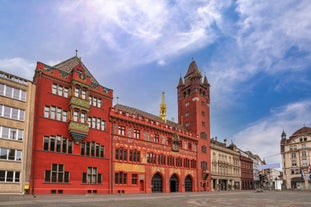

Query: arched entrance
(152, 173), (162, 192)
(185, 175), (192, 192)
(170, 174), (179, 192)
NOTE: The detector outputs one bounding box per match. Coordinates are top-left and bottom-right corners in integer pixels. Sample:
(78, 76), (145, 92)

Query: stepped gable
(114, 104), (186, 130)
(53, 56), (99, 85)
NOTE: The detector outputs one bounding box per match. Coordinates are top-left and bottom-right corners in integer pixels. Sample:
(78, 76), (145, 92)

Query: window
(82, 167), (102, 184)
(73, 111), (78, 122)
(176, 157), (183, 167)
(81, 141), (104, 157)
(184, 158), (190, 168)
(167, 156), (174, 166)
(158, 154), (166, 165)
(154, 134), (159, 143)
(191, 160), (196, 168)
(201, 161), (208, 170)
(56, 108), (62, 121)
(118, 126), (125, 136)
(57, 86), (63, 96)
(43, 136), (73, 154)
(0, 84), (26, 102)
(44, 164), (69, 183)
(115, 172), (127, 184)
(52, 84), (57, 94)
(0, 126), (23, 141)
(62, 111), (67, 122)
(81, 112), (85, 123)
(129, 150), (140, 162)
(115, 148), (127, 161)
(133, 129), (140, 139)
(0, 171), (20, 182)
(89, 96), (102, 108)
(302, 151), (307, 157)
(81, 90), (86, 99)
(0, 105), (25, 121)
(291, 153), (296, 158)
(64, 88), (68, 98)
(147, 152), (157, 164)
(101, 121), (106, 131)
(202, 121), (205, 127)
(0, 148), (22, 161)
(201, 145), (207, 153)
(132, 174), (138, 184)
(74, 87), (80, 97)
(98, 99), (102, 108)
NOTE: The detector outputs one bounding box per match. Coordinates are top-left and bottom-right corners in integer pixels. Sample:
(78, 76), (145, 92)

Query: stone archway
(185, 175), (193, 192)
(152, 173), (163, 192)
(170, 174), (179, 192)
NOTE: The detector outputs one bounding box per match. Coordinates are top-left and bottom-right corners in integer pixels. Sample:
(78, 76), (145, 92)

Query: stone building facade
(0, 71), (35, 193)
(280, 126), (311, 190)
(211, 138), (241, 191)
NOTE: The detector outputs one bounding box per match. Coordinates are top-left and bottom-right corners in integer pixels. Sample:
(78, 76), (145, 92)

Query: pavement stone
(0, 190), (310, 207)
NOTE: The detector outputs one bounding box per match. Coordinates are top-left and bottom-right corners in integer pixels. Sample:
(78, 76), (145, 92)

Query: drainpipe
(32, 70), (42, 197)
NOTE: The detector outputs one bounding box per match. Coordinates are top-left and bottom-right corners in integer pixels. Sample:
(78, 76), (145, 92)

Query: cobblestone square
(0, 191), (310, 207)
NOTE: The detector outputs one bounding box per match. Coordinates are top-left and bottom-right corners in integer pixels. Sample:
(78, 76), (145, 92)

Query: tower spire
(160, 91), (167, 122)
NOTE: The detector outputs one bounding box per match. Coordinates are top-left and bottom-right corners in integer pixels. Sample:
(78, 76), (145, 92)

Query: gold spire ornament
(160, 91), (167, 122)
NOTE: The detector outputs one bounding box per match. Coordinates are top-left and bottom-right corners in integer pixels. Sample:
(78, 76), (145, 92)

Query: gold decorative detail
(69, 121), (89, 133)
(115, 163), (145, 172)
(159, 91), (167, 122)
(70, 96), (90, 109)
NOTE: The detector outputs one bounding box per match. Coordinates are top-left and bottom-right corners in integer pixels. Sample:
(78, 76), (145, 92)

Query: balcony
(70, 96), (90, 110)
(68, 121), (89, 143)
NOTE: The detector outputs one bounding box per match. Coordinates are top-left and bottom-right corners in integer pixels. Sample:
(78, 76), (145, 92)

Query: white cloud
(233, 100), (311, 165)
(205, 0), (311, 110)
(57, 0), (226, 69)
(0, 58), (35, 80)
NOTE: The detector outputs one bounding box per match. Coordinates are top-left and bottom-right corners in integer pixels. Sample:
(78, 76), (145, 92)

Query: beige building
(211, 138), (241, 191)
(280, 126), (311, 190)
(0, 71), (35, 194)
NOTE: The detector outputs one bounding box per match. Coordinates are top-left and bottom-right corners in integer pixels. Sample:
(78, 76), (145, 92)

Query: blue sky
(1, 0), (311, 165)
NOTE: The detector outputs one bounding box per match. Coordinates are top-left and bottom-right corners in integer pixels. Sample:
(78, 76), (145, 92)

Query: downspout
(32, 70), (41, 196)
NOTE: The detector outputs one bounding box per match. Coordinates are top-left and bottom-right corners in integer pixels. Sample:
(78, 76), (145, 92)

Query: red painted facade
(177, 61), (211, 191)
(240, 155), (254, 190)
(110, 105), (198, 194)
(30, 57), (211, 194)
(30, 57), (113, 194)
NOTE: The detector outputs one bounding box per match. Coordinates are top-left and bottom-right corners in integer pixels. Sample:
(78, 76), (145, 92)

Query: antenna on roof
(75, 49), (78, 57)
(116, 97), (119, 105)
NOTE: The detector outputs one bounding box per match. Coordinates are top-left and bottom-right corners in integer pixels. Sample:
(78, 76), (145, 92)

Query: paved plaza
(0, 191), (310, 207)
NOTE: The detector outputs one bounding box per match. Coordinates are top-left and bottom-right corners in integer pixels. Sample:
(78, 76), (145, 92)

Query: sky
(1, 0), (311, 166)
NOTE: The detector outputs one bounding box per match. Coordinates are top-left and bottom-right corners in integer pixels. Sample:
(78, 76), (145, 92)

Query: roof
(291, 126), (311, 137)
(53, 56), (99, 84)
(113, 104), (187, 130)
(185, 60), (201, 78)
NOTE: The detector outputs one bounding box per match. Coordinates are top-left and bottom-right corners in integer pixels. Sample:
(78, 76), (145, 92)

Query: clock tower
(177, 60), (211, 191)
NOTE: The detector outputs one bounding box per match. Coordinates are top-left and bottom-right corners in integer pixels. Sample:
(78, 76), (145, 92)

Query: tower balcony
(68, 121), (89, 143)
(70, 96), (90, 110)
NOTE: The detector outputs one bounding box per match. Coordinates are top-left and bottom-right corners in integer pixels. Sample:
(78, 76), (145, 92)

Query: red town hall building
(30, 56), (211, 194)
